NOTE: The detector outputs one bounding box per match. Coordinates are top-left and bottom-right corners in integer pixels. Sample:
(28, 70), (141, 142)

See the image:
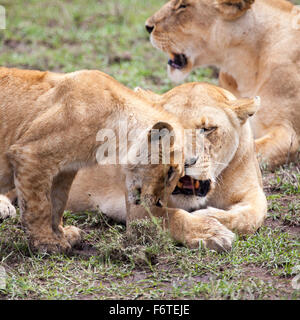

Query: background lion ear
(215, 0), (255, 20)
(134, 87), (162, 103)
(229, 96), (260, 124)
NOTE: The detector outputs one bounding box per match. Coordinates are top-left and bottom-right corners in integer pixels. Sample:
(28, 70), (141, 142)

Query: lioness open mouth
(168, 53), (188, 70)
(172, 176), (211, 197)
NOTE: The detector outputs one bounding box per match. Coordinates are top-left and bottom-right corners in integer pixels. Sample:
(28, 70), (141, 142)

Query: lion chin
(167, 65), (190, 83)
(169, 193), (209, 212)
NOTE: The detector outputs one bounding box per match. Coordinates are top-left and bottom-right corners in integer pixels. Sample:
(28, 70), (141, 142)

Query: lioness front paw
(185, 217), (235, 252)
(198, 226), (235, 252)
(0, 195), (16, 219)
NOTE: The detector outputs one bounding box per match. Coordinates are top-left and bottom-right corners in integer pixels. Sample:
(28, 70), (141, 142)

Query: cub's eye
(201, 127), (217, 135)
(167, 166), (176, 181)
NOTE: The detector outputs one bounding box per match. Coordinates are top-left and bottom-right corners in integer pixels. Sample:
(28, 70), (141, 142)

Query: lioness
(67, 82), (267, 251)
(0, 67), (189, 253)
(146, 0), (300, 169)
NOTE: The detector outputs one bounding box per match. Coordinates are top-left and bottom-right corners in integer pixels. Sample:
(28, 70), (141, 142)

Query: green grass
(0, 0), (214, 93)
(0, 209), (299, 299)
(0, 0), (299, 300)
(0, 164), (299, 300)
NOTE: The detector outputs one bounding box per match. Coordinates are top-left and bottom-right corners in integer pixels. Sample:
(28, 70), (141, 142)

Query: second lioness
(67, 83), (267, 252)
(146, 0), (300, 169)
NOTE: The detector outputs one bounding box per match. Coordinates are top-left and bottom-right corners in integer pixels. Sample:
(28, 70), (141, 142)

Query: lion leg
(15, 174), (70, 253)
(8, 147), (75, 253)
(51, 171), (82, 247)
(193, 191), (267, 235)
(126, 204), (235, 252)
(255, 125), (299, 169)
(164, 208), (235, 252)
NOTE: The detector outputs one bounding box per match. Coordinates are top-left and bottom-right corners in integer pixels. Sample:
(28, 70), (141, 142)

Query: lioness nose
(145, 24), (154, 34)
(184, 156), (199, 168)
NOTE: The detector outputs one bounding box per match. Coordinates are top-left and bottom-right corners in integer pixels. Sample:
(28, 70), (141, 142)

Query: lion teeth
(169, 53), (175, 60)
(177, 181), (183, 189)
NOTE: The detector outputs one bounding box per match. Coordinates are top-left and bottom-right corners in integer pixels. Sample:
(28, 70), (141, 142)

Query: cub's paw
(0, 195), (16, 219)
(63, 226), (82, 247)
(185, 217), (235, 252)
(30, 237), (72, 254)
(29, 227), (82, 254)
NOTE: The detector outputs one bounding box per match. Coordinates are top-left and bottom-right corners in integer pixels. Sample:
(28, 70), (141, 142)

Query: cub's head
(123, 120), (193, 210)
(154, 83), (260, 210)
(146, 0), (255, 82)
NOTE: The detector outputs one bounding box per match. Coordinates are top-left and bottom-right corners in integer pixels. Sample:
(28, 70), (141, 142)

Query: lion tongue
(168, 59), (181, 69)
(179, 176), (194, 190)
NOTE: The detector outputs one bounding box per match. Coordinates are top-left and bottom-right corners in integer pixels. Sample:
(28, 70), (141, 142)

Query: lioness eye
(201, 127), (217, 135)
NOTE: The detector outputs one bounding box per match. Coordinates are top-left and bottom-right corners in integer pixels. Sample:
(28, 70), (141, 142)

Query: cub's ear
(147, 122), (175, 163)
(128, 122), (175, 166)
(215, 0), (255, 20)
(229, 96), (260, 124)
(149, 122), (174, 143)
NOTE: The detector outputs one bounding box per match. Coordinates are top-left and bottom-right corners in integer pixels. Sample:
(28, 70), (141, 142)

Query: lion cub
(67, 83), (267, 252)
(0, 67), (187, 253)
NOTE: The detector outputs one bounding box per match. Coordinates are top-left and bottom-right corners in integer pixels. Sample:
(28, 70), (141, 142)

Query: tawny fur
(146, 0), (300, 169)
(67, 83), (267, 252)
(0, 67), (187, 253)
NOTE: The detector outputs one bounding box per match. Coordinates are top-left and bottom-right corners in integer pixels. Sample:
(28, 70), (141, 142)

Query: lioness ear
(134, 87), (162, 103)
(215, 0), (255, 20)
(229, 96), (260, 124)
